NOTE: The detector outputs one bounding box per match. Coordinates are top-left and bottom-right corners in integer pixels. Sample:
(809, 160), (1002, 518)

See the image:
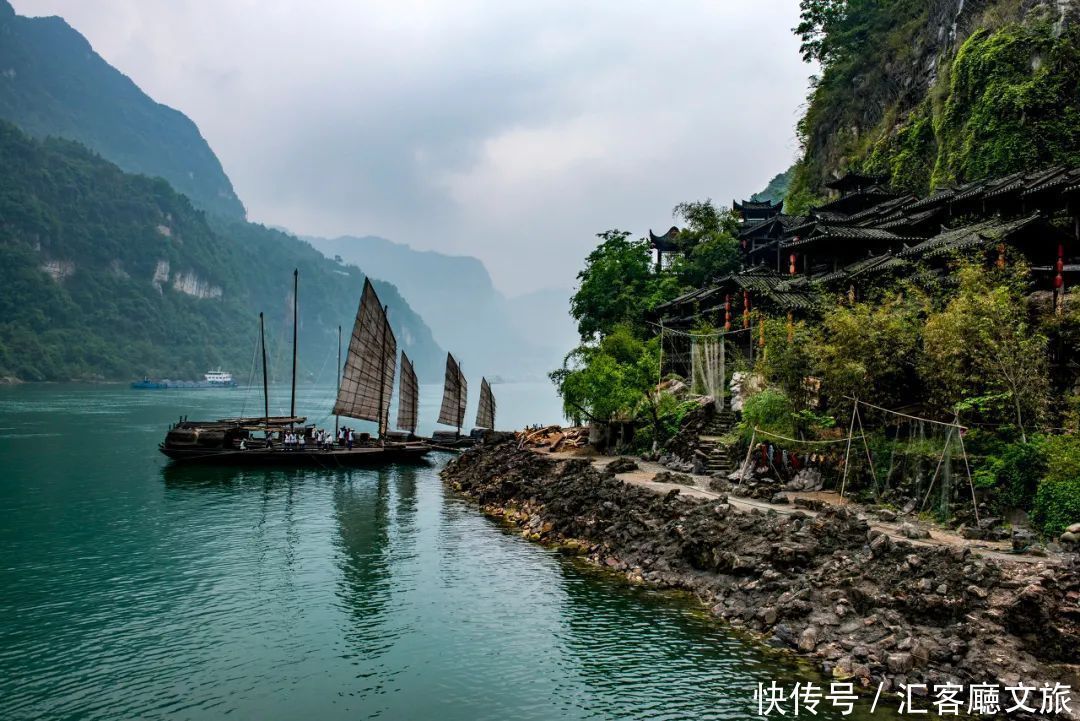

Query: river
(0, 383), (894, 720)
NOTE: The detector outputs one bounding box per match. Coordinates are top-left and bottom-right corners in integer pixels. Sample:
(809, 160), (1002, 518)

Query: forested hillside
(787, 0), (1080, 208)
(0, 121), (442, 383)
(0, 0), (245, 219)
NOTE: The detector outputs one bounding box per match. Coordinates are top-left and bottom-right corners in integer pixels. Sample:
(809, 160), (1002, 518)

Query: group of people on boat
(233, 426), (368, 452)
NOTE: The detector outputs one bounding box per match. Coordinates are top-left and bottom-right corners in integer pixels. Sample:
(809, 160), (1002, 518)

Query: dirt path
(540, 449), (1060, 566)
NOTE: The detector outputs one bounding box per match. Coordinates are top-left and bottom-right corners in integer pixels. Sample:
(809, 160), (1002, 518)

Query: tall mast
(260, 312), (270, 438)
(290, 268), (298, 420)
(334, 324), (341, 438)
(377, 305), (389, 440)
(457, 360), (462, 437)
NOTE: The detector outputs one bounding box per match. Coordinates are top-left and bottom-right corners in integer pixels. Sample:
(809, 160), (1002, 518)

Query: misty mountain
(306, 234), (574, 379)
(0, 0), (245, 220)
(0, 119), (443, 384)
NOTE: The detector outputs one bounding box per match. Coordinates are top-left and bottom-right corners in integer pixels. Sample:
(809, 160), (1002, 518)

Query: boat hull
(159, 443), (431, 466)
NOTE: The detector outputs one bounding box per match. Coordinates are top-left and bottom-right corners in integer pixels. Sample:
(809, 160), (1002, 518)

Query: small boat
(159, 272), (430, 466)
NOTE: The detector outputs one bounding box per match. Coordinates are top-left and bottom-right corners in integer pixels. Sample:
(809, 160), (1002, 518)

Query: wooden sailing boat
(475, 377), (496, 430)
(158, 275), (430, 466)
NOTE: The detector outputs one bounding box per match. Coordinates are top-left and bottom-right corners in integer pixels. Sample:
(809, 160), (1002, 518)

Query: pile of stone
(1059, 523), (1080, 548)
(516, 425), (589, 452)
(603, 457), (639, 474)
(442, 438), (1080, 714)
(724, 458), (825, 501)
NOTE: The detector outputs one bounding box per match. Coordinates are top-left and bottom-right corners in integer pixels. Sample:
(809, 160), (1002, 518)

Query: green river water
(0, 383), (898, 720)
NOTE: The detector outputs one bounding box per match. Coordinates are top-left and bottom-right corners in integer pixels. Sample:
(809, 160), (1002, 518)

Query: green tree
(922, 265), (1048, 441)
(669, 199), (741, 288)
(810, 291), (924, 411)
(570, 230), (678, 341)
(550, 326), (673, 448)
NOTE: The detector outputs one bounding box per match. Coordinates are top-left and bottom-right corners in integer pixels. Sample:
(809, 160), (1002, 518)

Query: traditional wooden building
(653, 167), (1080, 331)
(648, 226), (681, 273)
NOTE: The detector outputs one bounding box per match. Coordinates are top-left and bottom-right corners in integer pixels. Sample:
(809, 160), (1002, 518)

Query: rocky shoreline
(442, 438), (1080, 719)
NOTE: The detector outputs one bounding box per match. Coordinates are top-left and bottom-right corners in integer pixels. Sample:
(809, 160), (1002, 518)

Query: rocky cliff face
(791, 0), (1080, 204)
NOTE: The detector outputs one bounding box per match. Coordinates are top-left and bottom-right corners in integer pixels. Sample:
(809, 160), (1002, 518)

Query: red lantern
(996, 243), (1006, 270)
(758, 317), (765, 348)
(724, 295), (732, 331)
(743, 291), (750, 329)
(789, 252), (797, 275)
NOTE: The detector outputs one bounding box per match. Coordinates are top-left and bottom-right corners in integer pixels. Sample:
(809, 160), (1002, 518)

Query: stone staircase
(696, 408), (739, 476)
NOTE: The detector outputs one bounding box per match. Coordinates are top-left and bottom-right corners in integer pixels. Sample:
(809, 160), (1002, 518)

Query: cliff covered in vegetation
(788, 0), (1080, 208)
(0, 121), (442, 383)
(0, 0), (245, 220)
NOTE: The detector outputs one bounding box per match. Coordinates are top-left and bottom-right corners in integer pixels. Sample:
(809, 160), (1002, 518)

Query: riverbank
(442, 438), (1080, 717)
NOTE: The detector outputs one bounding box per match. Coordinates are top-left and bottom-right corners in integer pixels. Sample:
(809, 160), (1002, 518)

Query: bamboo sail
(396, 351), (418, 434)
(475, 377), (495, 430)
(332, 278), (397, 435)
(436, 353), (467, 430)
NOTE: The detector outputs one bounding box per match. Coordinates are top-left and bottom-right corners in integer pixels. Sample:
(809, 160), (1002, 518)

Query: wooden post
(855, 405), (879, 497)
(334, 324), (341, 439)
(840, 401), (858, 498)
(260, 312), (270, 440)
(290, 269), (298, 421)
(377, 305), (390, 440)
(954, 416), (980, 524)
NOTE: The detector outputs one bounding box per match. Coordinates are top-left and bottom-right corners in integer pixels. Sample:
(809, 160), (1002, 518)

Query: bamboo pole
(840, 401), (858, 498)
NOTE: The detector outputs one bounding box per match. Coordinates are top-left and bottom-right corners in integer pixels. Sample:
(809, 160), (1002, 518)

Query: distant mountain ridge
(306, 234), (576, 379)
(0, 0), (245, 219)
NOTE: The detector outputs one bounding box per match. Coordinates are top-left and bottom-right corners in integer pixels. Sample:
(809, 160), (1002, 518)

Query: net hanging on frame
(690, 335), (723, 409)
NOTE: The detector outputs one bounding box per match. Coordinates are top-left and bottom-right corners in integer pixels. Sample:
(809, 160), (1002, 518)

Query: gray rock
(1066, 522), (1080, 535)
(604, 457), (639, 474)
(878, 509), (898, 522)
(887, 652), (915, 674)
(900, 522), (930, 540)
(1011, 528), (1036, 552)
(798, 626), (819, 652)
(869, 533), (893, 557)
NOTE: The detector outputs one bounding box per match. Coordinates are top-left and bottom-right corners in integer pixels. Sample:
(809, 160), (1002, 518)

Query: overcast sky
(14, 0), (811, 296)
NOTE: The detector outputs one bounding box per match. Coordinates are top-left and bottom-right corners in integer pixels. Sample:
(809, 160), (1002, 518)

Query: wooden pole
(840, 400), (858, 498)
(737, 428), (757, 486)
(377, 305), (389, 441)
(954, 415), (980, 524)
(334, 324), (341, 439)
(260, 312), (270, 441)
(290, 269), (298, 421)
(855, 406), (879, 496)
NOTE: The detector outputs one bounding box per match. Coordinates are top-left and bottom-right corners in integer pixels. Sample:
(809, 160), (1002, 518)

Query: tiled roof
(897, 215), (1040, 259)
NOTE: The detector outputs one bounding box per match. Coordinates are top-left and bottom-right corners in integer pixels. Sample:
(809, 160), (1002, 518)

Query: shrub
(742, 388), (794, 438)
(1032, 435), (1080, 535)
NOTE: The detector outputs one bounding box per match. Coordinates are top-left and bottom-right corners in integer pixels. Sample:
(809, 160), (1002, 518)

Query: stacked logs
(516, 425), (589, 452)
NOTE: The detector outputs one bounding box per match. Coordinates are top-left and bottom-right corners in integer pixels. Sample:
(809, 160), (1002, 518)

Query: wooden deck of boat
(159, 444), (432, 466)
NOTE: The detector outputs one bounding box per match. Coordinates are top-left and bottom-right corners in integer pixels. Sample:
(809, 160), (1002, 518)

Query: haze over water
(0, 384), (893, 720)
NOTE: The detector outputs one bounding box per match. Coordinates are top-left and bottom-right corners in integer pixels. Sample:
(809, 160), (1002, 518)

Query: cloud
(12, 0), (810, 295)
